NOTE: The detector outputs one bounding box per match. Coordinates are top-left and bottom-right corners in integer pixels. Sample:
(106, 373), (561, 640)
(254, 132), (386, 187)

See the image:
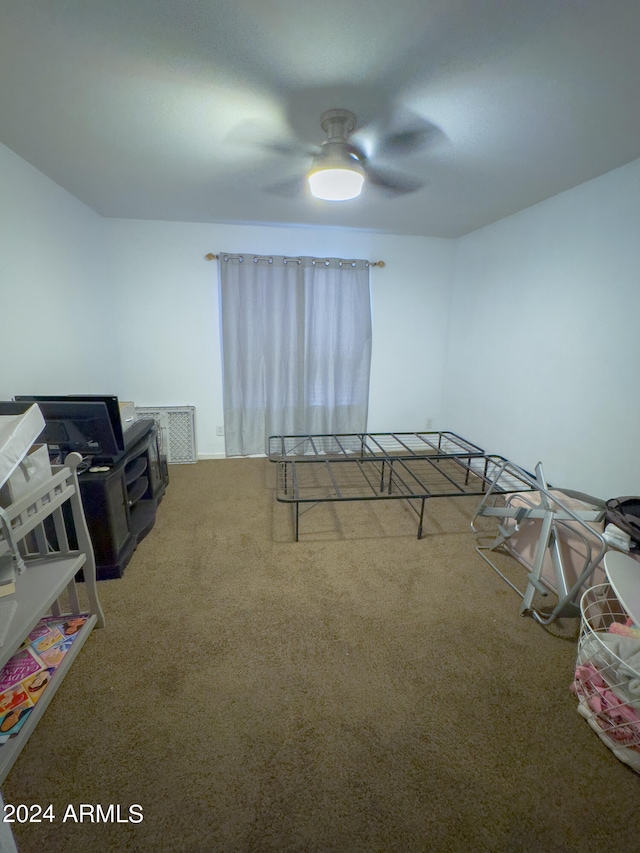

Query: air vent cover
(135, 406), (196, 464)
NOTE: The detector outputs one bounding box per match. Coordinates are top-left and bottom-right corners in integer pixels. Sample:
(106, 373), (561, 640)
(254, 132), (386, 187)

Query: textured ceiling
(1, 0), (639, 237)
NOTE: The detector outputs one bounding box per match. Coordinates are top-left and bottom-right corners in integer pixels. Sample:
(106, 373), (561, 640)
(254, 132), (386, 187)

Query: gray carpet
(3, 458), (639, 852)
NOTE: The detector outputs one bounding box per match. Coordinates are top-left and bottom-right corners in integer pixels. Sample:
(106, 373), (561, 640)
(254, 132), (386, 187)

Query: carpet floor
(3, 458), (639, 852)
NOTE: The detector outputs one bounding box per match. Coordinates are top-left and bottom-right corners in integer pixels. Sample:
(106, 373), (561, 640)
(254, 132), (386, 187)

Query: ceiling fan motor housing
(316, 141), (362, 167)
(309, 110), (365, 200)
(320, 109), (357, 142)
(308, 107), (427, 199)
(316, 109), (363, 169)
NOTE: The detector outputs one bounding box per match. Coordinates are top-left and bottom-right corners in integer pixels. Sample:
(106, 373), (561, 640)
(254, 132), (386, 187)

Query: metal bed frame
(270, 432), (535, 541)
(270, 432), (607, 625)
(268, 430), (485, 461)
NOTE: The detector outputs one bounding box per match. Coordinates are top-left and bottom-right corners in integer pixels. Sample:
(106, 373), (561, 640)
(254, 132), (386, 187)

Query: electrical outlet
(216, 425), (224, 436)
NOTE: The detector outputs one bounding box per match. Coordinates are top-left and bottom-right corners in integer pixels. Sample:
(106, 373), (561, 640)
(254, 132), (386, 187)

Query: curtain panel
(219, 254), (372, 457)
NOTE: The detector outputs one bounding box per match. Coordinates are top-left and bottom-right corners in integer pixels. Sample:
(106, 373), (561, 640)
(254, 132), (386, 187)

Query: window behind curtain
(219, 254), (372, 457)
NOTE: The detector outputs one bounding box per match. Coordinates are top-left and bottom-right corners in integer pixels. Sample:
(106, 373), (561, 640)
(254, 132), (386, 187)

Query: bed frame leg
(417, 498), (426, 539)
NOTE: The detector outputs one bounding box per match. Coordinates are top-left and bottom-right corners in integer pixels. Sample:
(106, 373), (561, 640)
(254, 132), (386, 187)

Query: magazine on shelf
(0, 700), (34, 742)
(0, 646), (44, 692)
(0, 614), (88, 744)
(30, 625), (65, 655)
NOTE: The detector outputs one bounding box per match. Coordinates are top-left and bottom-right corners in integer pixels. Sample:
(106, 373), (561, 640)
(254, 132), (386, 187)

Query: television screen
(14, 395), (125, 452)
(0, 400), (120, 461)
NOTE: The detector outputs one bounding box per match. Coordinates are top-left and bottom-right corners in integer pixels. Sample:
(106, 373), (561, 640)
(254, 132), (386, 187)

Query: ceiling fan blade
(260, 139), (319, 158)
(264, 174), (308, 198)
(364, 165), (426, 196)
(226, 121), (319, 159)
(354, 108), (448, 159)
(377, 124), (443, 157)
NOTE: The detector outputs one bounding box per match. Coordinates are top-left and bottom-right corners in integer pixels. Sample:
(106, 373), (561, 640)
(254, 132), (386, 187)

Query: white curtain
(219, 254), (372, 457)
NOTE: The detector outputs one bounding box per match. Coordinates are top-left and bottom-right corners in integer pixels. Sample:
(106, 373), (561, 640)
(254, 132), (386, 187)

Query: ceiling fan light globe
(308, 167), (364, 201)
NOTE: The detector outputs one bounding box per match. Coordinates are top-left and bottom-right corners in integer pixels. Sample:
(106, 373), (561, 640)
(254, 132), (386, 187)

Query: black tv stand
(77, 420), (169, 579)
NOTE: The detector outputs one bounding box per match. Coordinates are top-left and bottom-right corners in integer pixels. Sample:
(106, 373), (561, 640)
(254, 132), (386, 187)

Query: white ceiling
(2, 1), (640, 238)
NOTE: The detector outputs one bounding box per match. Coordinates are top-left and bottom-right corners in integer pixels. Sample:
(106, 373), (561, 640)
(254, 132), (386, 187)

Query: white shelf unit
(0, 452), (105, 784)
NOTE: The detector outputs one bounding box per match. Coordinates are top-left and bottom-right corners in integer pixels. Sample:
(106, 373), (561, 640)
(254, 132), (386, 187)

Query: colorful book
(0, 646), (44, 693)
(21, 667), (56, 702)
(0, 683), (31, 716)
(0, 613), (88, 744)
(0, 701), (34, 740)
(30, 626), (65, 655)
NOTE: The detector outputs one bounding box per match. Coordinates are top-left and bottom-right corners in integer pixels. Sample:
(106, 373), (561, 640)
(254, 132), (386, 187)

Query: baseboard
(196, 453), (268, 461)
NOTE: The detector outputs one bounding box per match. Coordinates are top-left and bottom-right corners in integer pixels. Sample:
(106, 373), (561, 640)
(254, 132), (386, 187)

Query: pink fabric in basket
(572, 664), (640, 748)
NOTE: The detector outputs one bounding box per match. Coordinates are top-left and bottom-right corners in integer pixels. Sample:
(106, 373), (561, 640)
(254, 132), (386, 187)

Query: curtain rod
(204, 252), (385, 268)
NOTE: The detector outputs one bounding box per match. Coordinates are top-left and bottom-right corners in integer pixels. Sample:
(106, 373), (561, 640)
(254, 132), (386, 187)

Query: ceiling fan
(263, 108), (442, 202)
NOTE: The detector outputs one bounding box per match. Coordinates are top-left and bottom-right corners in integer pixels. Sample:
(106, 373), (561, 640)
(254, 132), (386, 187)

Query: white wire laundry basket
(572, 583), (640, 772)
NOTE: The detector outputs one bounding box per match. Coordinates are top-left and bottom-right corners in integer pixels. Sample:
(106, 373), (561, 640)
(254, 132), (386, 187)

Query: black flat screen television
(0, 400), (120, 461)
(14, 395), (125, 453)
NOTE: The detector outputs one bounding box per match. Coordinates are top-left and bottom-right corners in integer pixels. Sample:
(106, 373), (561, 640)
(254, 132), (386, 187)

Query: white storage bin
(0, 404), (46, 493)
(0, 444), (52, 508)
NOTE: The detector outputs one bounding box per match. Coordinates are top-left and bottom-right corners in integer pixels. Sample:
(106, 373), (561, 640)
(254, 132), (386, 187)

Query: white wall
(1, 140), (452, 459)
(0, 143), (116, 397)
(104, 220), (453, 457)
(443, 158), (640, 498)
(5, 134), (639, 495)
